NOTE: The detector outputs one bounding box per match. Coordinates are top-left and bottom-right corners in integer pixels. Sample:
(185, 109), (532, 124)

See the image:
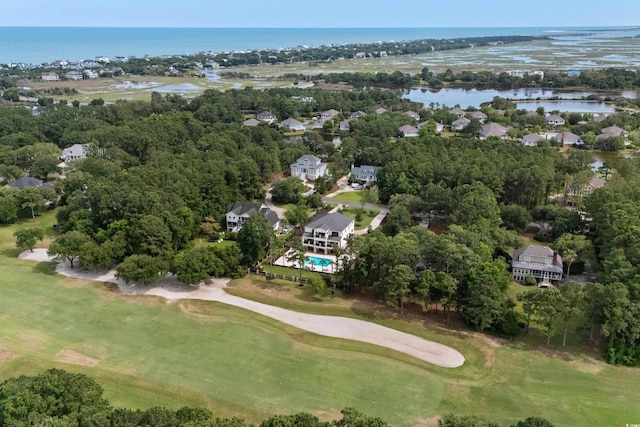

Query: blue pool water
(304, 256), (332, 267)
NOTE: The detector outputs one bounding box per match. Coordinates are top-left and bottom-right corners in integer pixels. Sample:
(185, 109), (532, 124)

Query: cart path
(20, 249), (465, 368)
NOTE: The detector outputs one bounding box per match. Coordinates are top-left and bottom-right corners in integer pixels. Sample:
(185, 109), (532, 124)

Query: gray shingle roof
(305, 212), (354, 232)
(227, 201), (279, 226)
(5, 176), (43, 189)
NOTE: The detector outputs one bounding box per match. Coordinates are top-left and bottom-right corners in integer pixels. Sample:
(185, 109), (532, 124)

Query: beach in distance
(1, 25), (639, 65)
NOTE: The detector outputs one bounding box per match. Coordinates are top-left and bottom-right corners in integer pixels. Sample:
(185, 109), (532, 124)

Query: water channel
(404, 87), (636, 112)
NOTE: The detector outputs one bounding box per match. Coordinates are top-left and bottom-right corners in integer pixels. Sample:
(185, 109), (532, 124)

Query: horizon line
(1, 25), (638, 29)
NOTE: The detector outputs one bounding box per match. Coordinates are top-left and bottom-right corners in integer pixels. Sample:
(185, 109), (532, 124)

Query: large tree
(13, 227), (44, 253)
(558, 282), (584, 347)
(463, 259), (511, 332)
(48, 231), (92, 268)
(237, 214), (275, 267)
(116, 254), (166, 285)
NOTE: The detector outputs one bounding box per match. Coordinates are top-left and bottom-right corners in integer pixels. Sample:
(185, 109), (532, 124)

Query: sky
(2, 0), (639, 28)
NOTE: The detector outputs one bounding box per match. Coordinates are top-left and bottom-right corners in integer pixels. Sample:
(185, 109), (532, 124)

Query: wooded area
(2, 84), (640, 364)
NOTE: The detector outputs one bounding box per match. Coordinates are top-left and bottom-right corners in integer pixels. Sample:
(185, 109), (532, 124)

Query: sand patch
(0, 348), (19, 364)
(18, 248), (55, 262)
(54, 349), (99, 367)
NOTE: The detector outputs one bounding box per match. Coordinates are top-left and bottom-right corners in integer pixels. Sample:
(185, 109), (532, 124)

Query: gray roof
(227, 201), (264, 217)
(5, 176), (43, 189)
(522, 133), (543, 142)
(452, 117), (471, 126)
(547, 114), (564, 122)
(601, 125), (625, 136)
(398, 124), (419, 134)
(469, 111), (487, 119)
(590, 177), (606, 190)
(513, 245), (554, 259)
(512, 245), (562, 270)
(351, 164), (380, 176)
(260, 207), (280, 227)
(243, 118), (260, 127)
(480, 122), (507, 137)
(305, 212), (354, 232)
(295, 154), (322, 165)
(281, 118), (303, 127)
(512, 260), (564, 274)
(227, 202), (279, 226)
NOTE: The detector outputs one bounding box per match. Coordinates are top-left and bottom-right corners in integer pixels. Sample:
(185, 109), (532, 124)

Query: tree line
(0, 369), (554, 427)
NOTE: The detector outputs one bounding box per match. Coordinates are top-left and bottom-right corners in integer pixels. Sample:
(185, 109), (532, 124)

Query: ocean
(0, 26), (637, 65)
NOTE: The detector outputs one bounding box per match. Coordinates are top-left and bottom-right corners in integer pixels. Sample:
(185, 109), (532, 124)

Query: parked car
(351, 183), (363, 190)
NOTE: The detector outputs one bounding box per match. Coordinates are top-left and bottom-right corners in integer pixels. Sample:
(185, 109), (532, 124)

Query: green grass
(330, 191), (363, 204)
(2, 212), (640, 426)
(336, 206), (379, 230)
(259, 264), (324, 282)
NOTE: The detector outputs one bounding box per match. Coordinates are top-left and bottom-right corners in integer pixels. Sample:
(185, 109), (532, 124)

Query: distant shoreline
(0, 25), (636, 65)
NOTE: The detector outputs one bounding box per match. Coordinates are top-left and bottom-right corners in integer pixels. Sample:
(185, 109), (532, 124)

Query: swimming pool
(304, 256), (332, 267)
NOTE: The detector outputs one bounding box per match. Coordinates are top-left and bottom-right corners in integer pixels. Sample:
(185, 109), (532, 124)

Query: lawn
(331, 205), (379, 230)
(259, 263), (324, 282)
(2, 213), (640, 426)
(330, 191), (363, 204)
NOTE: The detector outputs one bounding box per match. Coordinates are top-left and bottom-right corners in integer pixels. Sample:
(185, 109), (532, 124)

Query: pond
(404, 87), (633, 112)
(515, 100), (615, 113)
(565, 149), (640, 171)
(588, 150), (639, 171)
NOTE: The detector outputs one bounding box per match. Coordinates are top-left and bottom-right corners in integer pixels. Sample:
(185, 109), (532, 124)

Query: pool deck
(274, 250), (338, 274)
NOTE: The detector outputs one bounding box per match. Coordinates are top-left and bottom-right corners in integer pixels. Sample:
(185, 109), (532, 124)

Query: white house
(398, 124), (419, 138)
(449, 107), (466, 118)
(41, 72), (60, 82)
(546, 114), (565, 126)
(290, 155), (328, 181)
(512, 245), (564, 284)
(83, 70), (99, 79)
(321, 109), (340, 120)
(521, 133), (543, 147)
(469, 111), (488, 122)
(479, 123), (508, 140)
(225, 201), (279, 232)
(351, 165), (380, 183)
(281, 118), (305, 132)
(404, 110), (420, 121)
(559, 132), (583, 147)
(339, 120), (351, 132)
(257, 111), (277, 123)
(451, 117), (471, 131)
(61, 143), (90, 162)
(375, 107), (387, 115)
(350, 111), (366, 120)
(65, 71), (83, 81)
(302, 212), (355, 254)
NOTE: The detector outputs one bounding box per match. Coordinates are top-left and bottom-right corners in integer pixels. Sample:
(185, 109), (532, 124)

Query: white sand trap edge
(20, 249), (465, 368)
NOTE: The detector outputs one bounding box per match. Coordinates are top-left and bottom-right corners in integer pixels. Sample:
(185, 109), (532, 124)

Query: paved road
(322, 191), (389, 234)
